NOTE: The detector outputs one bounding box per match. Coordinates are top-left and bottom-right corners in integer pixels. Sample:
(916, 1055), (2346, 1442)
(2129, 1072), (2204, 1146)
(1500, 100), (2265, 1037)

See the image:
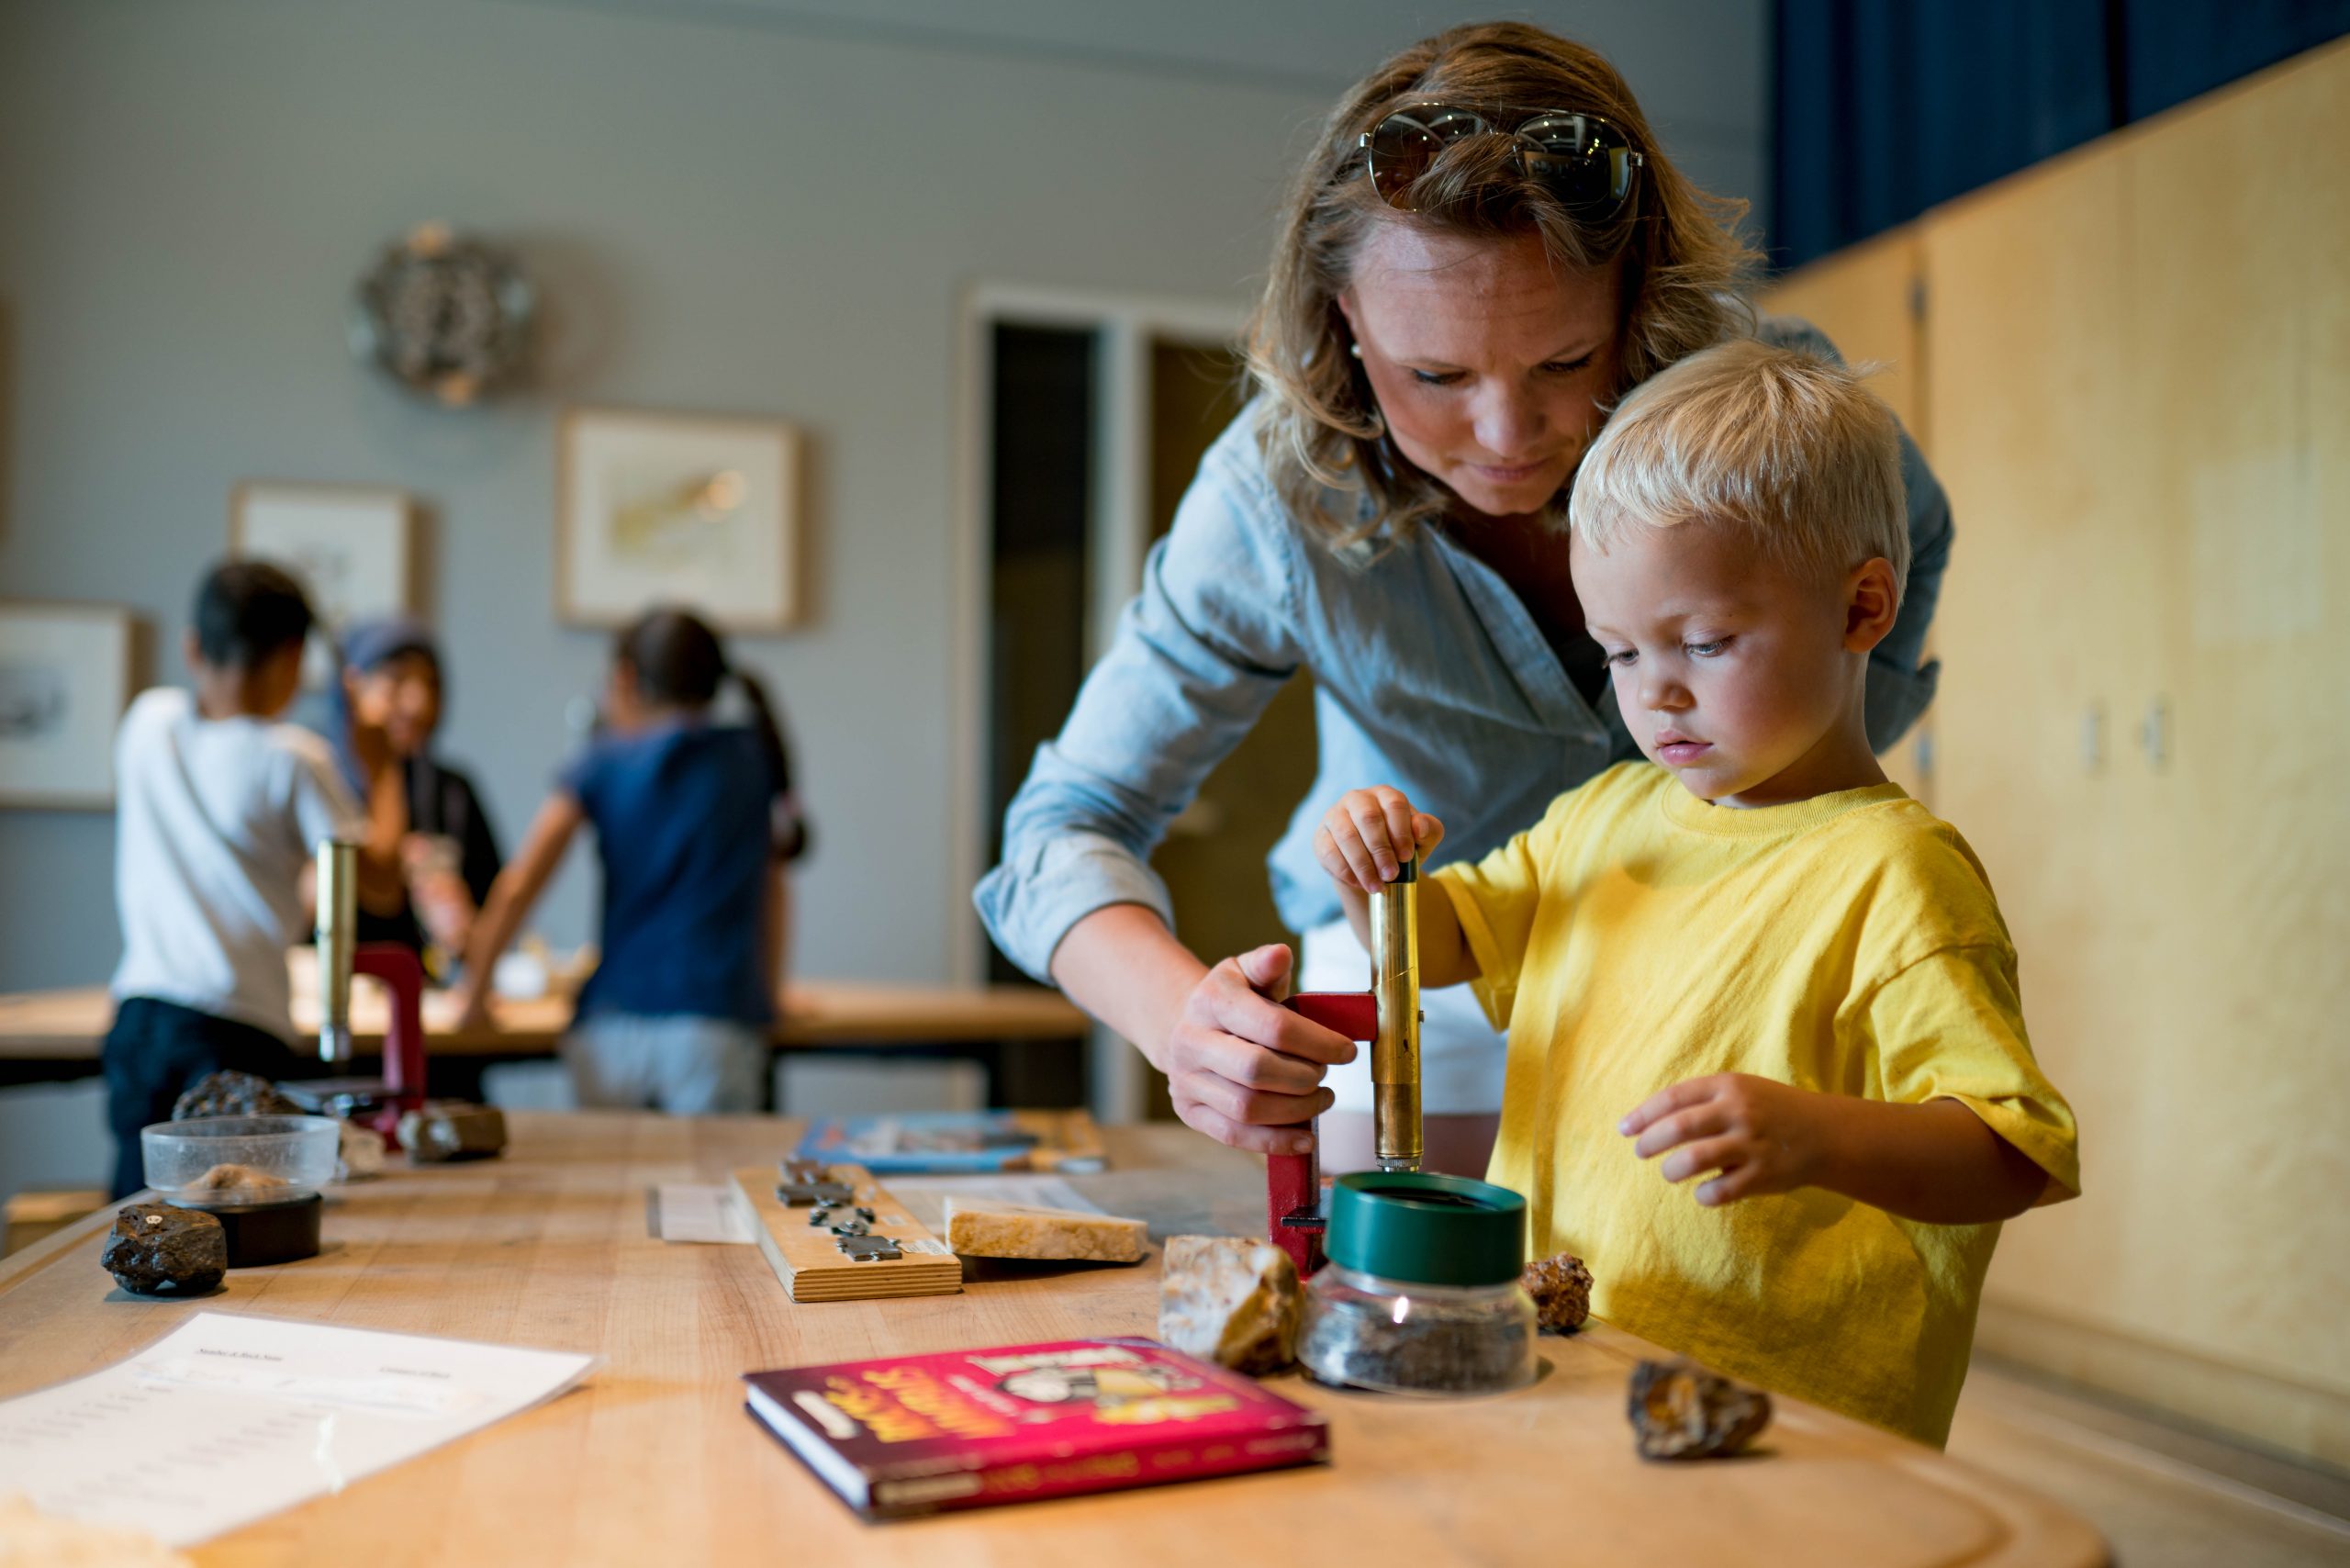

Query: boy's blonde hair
(1569, 337), (1908, 603)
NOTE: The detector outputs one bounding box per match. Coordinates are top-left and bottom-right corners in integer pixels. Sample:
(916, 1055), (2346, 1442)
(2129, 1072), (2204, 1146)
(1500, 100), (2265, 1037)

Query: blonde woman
(976, 22), (1949, 1175)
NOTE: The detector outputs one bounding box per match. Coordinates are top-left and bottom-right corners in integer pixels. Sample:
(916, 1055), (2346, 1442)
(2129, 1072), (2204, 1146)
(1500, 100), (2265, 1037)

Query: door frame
(948, 283), (1247, 1117)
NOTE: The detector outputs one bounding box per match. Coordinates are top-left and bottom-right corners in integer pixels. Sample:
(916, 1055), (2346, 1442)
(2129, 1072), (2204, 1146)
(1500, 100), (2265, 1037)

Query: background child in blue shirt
(453, 608), (809, 1113)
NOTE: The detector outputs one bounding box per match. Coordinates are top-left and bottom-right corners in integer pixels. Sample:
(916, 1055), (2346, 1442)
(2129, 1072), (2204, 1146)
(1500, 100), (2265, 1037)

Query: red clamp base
(353, 943), (429, 1148)
(1266, 991), (1378, 1278)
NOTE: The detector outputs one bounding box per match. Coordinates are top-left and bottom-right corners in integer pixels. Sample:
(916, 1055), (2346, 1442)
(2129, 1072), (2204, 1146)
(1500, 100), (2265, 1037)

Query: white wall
(0, 0), (1765, 996)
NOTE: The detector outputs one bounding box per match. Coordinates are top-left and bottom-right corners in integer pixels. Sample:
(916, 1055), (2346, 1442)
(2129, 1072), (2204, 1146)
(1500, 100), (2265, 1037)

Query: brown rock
(1628, 1358), (1773, 1460)
(1522, 1251), (1594, 1334)
(397, 1102), (508, 1161)
(100, 1204), (227, 1296)
(172, 1070), (299, 1121)
(943, 1196), (1148, 1262)
(1157, 1235), (1302, 1375)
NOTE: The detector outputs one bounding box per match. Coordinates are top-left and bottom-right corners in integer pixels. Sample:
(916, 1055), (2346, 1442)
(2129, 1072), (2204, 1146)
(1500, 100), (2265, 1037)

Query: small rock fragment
(99, 1204), (227, 1296)
(943, 1196), (1147, 1263)
(185, 1162), (292, 1193)
(336, 1121), (386, 1181)
(1157, 1235), (1302, 1375)
(397, 1102), (508, 1162)
(172, 1070), (300, 1121)
(1522, 1251), (1594, 1334)
(1628, 1358), (1773, 1460)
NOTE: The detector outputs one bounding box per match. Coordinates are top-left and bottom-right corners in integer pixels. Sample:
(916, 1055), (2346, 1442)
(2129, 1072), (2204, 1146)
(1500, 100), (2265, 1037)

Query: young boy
(1315, 338), (2078, 1447)
(104, 560), (404, 1197)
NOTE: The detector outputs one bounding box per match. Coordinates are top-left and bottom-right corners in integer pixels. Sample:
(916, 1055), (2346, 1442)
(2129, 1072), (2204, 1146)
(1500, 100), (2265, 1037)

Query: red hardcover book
(742, 1338), (1330, 1519)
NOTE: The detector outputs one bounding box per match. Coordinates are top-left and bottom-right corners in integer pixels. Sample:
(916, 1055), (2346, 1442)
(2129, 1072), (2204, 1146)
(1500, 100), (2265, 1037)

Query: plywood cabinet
(1760, 230), (1937, 804)
(1916, 41), (2350, 1465)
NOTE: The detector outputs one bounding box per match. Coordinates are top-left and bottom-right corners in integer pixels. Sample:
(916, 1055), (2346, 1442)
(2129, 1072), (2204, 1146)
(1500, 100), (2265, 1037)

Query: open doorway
(953, 288), (1318, 1122)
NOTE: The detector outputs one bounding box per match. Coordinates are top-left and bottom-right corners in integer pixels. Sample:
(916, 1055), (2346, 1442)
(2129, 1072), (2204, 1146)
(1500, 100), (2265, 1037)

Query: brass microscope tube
(1368, 860), (1422, 1172)
(314, 838), (357, 1064)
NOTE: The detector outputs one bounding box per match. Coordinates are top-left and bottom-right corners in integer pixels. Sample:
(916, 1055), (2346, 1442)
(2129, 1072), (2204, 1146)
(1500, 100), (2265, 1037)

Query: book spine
(869, 1426), (1330, 1518)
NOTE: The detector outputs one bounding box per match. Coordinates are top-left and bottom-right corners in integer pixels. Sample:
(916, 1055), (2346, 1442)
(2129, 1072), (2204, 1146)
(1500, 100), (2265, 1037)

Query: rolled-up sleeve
(1758, 314), (1949, 751)
(974, 438), (1307, 980)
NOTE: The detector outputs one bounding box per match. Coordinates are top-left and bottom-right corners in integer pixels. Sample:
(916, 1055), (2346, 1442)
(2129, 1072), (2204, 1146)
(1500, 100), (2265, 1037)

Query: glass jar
(1297, 1170), (1538, 1396)
(1300, 1264), (1538, 1396)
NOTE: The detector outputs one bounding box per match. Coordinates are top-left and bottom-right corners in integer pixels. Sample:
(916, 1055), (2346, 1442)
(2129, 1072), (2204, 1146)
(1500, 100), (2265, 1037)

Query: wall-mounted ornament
(349, 221), (534, 407)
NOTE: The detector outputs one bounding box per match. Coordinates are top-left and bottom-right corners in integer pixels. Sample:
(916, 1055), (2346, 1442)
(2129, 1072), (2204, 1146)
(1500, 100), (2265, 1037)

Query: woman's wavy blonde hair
(1247, 21), (1761, 547)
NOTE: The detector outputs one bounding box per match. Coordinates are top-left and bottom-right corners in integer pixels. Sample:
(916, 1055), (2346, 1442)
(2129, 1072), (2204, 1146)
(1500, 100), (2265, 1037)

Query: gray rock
(1158, 1236), (1302, 1375)
(100, 1204), (227, 1296)
(172, 1070), (299, 1121)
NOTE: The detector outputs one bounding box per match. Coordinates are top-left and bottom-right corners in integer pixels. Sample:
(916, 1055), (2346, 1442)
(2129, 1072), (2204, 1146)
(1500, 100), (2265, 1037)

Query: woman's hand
(1162, 943), (1358, 1156)
(1314, 786), (1444, 893)
(1620, 1073), (1830, 1207)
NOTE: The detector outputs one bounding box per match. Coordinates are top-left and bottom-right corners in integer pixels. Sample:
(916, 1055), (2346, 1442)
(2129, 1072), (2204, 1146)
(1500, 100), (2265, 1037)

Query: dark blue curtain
(1771, 0), (2350, 269)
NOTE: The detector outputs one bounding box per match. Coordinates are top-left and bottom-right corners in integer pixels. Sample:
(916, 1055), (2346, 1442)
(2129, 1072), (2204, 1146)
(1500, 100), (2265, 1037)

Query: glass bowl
(141, 1114), (341, 1205)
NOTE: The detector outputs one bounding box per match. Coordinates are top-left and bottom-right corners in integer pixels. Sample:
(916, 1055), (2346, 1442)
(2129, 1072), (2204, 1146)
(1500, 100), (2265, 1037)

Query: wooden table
(0, 980), (1089, 1060)
(0, 1114), (2106, 1566)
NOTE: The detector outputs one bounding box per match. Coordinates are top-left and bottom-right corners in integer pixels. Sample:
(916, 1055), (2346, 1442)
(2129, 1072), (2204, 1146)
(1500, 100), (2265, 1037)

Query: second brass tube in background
(315, 838), (356, 1064)
(1369, 859), (1421, 1171)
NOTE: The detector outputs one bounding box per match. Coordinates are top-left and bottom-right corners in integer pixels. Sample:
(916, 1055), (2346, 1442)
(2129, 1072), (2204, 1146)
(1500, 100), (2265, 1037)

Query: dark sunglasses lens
(1516, 114), (1636, 211)
(1367, 107), (1489, 205)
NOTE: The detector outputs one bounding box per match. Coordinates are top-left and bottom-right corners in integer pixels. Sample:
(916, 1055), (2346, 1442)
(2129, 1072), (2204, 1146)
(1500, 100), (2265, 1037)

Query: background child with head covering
(332, 615), (505, 971)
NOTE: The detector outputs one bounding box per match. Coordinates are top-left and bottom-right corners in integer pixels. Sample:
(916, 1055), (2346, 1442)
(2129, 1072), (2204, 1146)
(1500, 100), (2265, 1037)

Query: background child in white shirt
(104, 559), (404, 1195)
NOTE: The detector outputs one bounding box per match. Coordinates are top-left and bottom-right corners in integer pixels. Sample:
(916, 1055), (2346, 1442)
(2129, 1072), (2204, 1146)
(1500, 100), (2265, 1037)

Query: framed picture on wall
(557, 407), (803, 633)
(230, 482), (416, 682)
(0, 601), (135, 809)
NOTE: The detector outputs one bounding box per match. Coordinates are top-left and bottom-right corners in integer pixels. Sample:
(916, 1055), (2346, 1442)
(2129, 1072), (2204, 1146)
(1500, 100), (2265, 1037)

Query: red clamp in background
(352, 943), (429, 1148)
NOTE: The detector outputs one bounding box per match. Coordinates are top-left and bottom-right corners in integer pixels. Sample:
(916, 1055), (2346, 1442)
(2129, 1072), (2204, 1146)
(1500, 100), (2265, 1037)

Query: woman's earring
(1349, 342), (1364, 360)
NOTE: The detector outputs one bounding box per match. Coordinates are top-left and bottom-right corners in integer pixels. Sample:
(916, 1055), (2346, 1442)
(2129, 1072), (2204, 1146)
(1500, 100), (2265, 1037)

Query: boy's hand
(450, 980), (496, 1036)
(1314, 786), (1444, 894)
(349, 713), (397, 781)
(1620, 1073), (1830, 1207)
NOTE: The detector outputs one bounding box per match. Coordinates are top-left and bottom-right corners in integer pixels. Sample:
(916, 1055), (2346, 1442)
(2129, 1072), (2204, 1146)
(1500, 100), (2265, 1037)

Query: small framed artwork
(230, 482), (416, 682)
(0, 601), (135, 809)
(557, 407), (803, 633)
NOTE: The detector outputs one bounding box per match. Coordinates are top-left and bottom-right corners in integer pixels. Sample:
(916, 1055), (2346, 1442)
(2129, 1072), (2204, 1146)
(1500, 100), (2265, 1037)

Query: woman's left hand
(1620, 1072), (1830, 1207)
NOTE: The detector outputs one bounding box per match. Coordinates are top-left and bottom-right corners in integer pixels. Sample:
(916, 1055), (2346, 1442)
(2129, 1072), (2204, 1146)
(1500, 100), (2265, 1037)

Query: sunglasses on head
(1361, 104), (1645, 218)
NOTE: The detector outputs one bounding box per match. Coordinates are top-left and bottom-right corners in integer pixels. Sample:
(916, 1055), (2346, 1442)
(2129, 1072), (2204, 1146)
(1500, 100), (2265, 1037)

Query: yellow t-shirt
(1433, 763), (2079, 1446)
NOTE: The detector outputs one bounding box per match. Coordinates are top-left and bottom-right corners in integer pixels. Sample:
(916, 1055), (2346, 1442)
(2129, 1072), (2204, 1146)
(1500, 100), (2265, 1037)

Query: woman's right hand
(1160, 942), (1357, 1156)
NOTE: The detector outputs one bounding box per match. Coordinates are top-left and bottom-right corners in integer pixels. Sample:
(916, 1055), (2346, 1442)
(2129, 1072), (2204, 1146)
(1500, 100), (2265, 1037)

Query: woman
(975, 22), (1949, 1173)
(335, 616), (504, 970)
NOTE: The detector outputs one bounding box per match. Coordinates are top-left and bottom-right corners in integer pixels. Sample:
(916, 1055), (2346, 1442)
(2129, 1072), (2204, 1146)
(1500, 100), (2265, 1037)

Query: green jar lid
(1325, 1171), (1527, 1286)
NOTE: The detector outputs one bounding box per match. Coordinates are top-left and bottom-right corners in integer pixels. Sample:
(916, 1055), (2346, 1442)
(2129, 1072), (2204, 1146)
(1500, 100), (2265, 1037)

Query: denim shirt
(974, 316), (1950, 981)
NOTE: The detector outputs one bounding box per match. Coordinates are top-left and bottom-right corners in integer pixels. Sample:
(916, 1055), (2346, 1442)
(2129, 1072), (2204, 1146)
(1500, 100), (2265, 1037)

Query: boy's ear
(1842, 558), (1900, 655)
(180, 629), (202, 674)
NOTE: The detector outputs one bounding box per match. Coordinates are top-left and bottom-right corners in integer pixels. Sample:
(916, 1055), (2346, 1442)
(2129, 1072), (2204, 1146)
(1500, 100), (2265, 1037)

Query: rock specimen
(1628, 1358), (1774, 1460)
(1157, 1236), (1302, 1374)
(99, 1204), (227, 1296)
(185, 1162), (291, 1194)
(397, 1102), (508, 1162)
(171, 1070), (299, 1121)
(1522, 1251), (1594, 1334)
(943, 1196), (1147, 1262)
(337, 1122), (387, 1181)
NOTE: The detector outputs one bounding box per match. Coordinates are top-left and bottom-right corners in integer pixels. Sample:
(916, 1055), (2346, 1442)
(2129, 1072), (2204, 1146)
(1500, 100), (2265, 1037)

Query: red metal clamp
(1265, 990), (1379, 1278)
